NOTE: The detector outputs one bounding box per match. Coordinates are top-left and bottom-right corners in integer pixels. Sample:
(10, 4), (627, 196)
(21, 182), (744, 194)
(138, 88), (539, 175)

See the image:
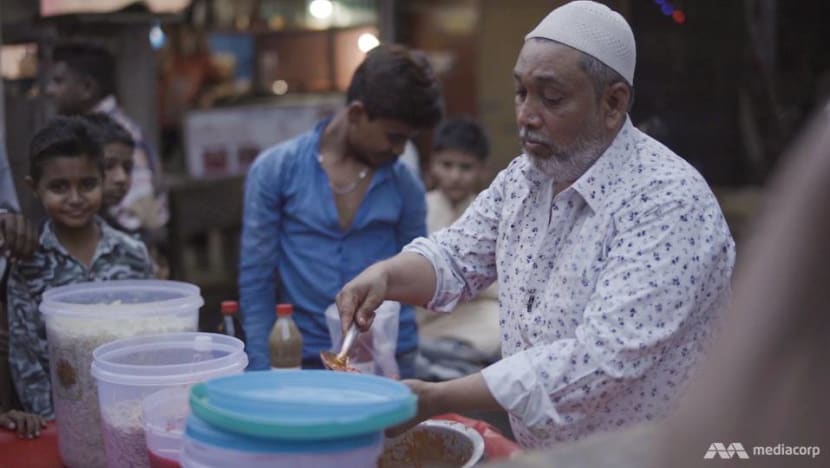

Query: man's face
(46, 62), (92, 115)
(32, 156), (102, 229)
(513, 40), (608, 182)
(347, 107), (417, 168)
(102, 142), (133, 208)
(429, 149), (482, 205)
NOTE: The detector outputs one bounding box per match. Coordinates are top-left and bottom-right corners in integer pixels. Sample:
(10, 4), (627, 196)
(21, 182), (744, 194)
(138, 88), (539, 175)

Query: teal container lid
(189, 370), (416, 441)
(185, 414), (381, 453)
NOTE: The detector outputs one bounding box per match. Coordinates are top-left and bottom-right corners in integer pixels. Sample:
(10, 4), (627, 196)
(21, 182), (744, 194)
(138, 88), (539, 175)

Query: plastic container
(181, 371), (416, 468)
(143, 387), (189, 468)
(41, 280), (202, 468)
(379, 419), (485, 468)
(325, 301), (400, 377)
(91, 332), (247, 468)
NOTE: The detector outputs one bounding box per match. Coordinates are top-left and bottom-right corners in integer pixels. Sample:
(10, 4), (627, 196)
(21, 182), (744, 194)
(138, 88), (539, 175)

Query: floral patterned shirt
(6, 218), (152, 417)
(405, 119), (736, 448)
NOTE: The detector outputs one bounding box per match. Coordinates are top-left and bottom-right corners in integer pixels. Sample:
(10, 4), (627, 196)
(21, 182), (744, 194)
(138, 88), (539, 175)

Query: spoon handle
(337, 323), (360, 361)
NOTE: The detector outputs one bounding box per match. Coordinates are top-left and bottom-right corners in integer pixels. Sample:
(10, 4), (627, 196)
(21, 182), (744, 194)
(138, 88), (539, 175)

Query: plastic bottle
(269, 304), (303, 370)
(218, 301), (246, 343)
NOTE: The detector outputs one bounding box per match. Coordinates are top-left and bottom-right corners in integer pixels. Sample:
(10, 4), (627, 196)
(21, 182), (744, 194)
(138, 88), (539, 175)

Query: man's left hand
(387, 379), (444, 437)
(386, 373), (503, 437)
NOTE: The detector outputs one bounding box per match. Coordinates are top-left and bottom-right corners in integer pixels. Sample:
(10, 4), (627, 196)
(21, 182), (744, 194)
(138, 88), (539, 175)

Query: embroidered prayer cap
(525, 0), (636, 86)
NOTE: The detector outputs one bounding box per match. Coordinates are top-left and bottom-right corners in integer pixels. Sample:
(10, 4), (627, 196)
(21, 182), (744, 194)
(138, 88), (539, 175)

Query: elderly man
(336, 0), (736, 448)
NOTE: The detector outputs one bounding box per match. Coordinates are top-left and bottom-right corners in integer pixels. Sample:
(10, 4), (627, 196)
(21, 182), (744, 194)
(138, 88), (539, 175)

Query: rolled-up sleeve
(481, 194), (735, 438)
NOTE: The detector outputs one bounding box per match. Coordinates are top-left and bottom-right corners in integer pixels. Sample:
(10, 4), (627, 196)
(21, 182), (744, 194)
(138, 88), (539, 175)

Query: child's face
(33, 156), (102, 229)
(102, 143), (133, 207)
(429, 149), (482, 204)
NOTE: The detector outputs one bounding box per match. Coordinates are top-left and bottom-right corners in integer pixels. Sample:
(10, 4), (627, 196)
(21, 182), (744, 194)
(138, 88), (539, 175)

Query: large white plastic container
(41, 280), (202, 468)
(91, 332), (247, 468)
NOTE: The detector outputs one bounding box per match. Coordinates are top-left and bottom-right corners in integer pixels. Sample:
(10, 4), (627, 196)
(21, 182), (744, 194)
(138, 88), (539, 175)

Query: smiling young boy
(5, 116), (152, 418)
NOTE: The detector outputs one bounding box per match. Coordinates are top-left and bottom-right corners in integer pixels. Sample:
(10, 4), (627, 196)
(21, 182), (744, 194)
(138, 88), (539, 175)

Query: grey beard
(528, 132), (607, 184)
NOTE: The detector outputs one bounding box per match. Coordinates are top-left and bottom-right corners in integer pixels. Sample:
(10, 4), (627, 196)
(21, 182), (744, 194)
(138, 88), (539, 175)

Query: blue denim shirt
(239, 120), (426, 370)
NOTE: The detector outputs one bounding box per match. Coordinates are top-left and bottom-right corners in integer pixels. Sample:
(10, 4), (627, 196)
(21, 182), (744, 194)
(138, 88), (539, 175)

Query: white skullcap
(525, 0), (636, 86)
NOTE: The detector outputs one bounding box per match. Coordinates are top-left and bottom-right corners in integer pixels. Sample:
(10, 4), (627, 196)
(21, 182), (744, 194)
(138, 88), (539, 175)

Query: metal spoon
(320, 322), (360, 371)
(337, 322), (360, 363)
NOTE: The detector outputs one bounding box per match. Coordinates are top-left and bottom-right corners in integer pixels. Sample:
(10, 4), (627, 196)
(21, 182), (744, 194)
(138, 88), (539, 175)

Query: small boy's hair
(29, 116), (103, 183)
(432, 116), (490, 162)
(82, 113), (135, 149)
(52, 42), (116, 99)
(347, 44), (444, 130)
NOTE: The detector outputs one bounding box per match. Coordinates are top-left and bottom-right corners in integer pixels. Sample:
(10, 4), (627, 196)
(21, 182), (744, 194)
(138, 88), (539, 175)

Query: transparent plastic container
(143, 387), (191, 468)
(41, 280), (202, 468)
(91, 332), (247, 468)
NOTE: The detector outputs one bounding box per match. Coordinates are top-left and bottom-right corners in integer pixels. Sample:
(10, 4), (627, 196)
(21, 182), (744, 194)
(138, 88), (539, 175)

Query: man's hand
(386, 373), (502, 437)
(0, 410), (47, 439)
(387, 379), (445, 437)
(335, 262), (390, 334)
(0, 213), (37, 262)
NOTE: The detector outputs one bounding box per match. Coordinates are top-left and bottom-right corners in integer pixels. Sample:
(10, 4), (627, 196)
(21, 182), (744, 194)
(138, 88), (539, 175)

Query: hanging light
(149, 23), (165, 49)
(357, 33), (380, 53)
(309, 0), (333, 19)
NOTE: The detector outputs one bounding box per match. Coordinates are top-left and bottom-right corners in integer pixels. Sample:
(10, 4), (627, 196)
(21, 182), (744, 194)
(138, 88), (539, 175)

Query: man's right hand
(0, 212), (37, 262)
(335, 262), (390, 334)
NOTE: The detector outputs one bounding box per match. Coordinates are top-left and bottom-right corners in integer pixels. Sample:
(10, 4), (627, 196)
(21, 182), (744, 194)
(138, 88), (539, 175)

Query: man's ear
(79, 75), (98, 103)
(24, 176), (38, 198)
(346, 101), (367, 124)
(601, 82), (631, 131)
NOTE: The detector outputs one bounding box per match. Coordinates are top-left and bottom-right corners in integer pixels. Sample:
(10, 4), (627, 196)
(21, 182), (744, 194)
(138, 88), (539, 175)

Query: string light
(654, 1), (685, 25)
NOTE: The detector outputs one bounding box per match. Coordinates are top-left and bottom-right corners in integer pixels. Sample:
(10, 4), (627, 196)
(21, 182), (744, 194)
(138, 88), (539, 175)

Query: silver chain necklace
(317, 154), (369, 195)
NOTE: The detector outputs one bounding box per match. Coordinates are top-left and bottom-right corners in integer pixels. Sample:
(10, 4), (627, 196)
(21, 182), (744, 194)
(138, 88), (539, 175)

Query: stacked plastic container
(91, 332), (247, 468)
(41, 280), (202, 468)
(181, 371), (417, 468)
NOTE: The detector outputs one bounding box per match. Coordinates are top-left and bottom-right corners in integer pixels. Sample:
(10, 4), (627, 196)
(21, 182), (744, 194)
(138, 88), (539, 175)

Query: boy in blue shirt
(240, 45), (443, 376)
(6, 117), (152, 417)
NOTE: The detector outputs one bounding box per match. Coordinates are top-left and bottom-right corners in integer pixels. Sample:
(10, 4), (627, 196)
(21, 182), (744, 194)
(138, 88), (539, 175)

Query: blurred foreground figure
(653, 107), (830, 468)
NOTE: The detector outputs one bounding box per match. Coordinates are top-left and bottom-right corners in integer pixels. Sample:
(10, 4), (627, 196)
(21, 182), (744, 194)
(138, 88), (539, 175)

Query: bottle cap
(276, 304), (293, 317)
(221, 301), (238, 315)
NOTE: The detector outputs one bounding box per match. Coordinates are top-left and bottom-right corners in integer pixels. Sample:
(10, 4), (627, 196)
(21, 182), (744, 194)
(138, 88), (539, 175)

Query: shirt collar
(92, 95), (118, 114)
(518, 117), (636, 207)
(571, 116), (636, 213)
(40, 217), (121, 261)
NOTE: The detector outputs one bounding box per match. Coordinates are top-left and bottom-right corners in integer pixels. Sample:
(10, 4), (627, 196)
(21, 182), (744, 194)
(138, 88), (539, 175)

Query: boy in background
(6, 117), (152, 418)
(83, 113), (170, 278)
(82, 113), (134, 231)
(417, 117), (501, 380)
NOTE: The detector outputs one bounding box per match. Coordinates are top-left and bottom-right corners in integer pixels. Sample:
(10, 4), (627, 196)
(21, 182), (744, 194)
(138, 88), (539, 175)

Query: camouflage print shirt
(6, 218), (152, 418)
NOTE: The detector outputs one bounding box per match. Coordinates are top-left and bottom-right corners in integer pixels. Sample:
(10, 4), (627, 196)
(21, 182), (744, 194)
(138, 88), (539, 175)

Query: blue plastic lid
(189, 370), (416, 441)
(184, 414), (381, 453)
